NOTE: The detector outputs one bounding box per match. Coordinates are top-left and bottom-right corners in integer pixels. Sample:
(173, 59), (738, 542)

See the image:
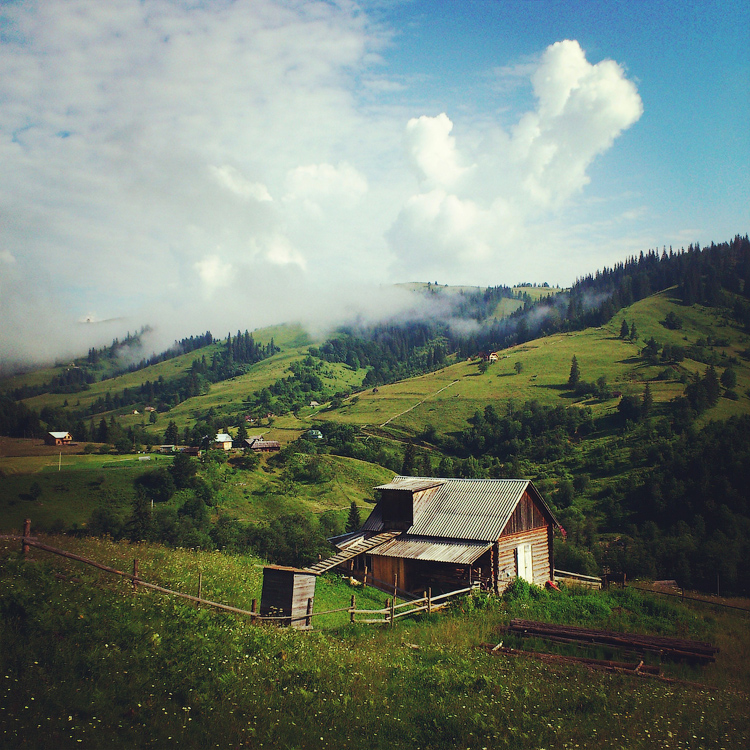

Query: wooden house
(45, 431), (73, 446)
(213, 433), (233, 450)
(332, 477), (559, 595)
(260, 565), (316, 629)
(250, 440), (281, 453)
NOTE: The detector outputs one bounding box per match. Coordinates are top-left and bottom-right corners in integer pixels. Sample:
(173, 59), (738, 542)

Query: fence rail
(8, 522), (479, 629)
(554, 568), (602, 589)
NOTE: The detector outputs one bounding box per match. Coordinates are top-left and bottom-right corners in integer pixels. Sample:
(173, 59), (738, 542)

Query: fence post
(363, 565), (368, 589)
(132, 559), (139, 591)
(350, 594), (356, 624)
(427, 587), (432, 615)
(251, 598), (257, 623)
(390, 596), (395, 628)
(197, 572), (202, 606)
(22, 518), (31, 556)
(305, 597), (313, 629)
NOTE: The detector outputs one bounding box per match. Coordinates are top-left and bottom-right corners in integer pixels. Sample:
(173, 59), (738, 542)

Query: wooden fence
(553, 568), (602, 589)
(9, 521), (478, 629)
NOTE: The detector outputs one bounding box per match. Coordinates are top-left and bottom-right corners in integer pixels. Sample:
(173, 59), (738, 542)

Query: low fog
(0, 1), (646, 373)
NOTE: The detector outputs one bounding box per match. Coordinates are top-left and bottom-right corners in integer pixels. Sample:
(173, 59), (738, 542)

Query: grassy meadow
(313, 289), (750, 439)
(1, 535), (748, 749)
(0, 442), (390, 535)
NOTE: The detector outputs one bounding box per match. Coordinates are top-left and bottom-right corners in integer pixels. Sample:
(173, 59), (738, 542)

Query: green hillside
(2, 535), (748, 749)
(313, 289), (750, 437)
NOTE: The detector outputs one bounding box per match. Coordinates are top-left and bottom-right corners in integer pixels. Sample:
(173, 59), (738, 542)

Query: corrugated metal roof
(368, 535), (491, 565)
(374, 478), (445, 493)
(362, 476), (539, 542)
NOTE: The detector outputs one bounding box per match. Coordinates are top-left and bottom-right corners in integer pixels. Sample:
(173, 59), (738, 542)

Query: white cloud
(0, 0), (644, 367)
(404, 113), (471, 188)
(195, 255), (234, 292)
(210, 165), (273, 203)
(388, 39), (643, 281)
(284, 162), (368, 216)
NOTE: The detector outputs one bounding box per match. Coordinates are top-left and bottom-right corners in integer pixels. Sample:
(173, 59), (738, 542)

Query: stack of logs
(483, 619), (719, 686)
(504, 619), (719, 663)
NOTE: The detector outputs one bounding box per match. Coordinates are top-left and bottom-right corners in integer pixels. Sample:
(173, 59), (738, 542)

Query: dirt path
(380, 380), (459, 427)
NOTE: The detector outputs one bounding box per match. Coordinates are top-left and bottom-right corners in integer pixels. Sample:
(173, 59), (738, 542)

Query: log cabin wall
(496, 526), (551, 590)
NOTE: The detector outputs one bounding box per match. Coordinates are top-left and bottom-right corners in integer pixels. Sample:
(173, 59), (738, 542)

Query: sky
(1, 0), (748, 369)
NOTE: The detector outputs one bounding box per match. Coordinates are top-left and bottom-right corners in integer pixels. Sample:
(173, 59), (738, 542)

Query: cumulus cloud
(0, 0), (642, 370)
(388, 39), (643, 281)
(404, 113), (471, 188)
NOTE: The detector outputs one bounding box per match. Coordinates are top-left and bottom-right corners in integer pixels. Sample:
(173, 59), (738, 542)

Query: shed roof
(361, 476), (557, 543)
(215, 433), (232, 442)
(49, 431), (71, 439)
(374, 478), (445, 493)
(365, 535), (490, 565)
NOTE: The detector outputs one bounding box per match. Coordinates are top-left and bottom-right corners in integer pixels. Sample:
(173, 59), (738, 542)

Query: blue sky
(0, 0), (747, 366)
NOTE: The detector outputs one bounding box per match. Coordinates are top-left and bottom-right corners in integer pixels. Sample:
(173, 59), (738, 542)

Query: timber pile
(481, 643), (716, 689)
(504, 619), (719, 663)
(482, 643), (660, 675)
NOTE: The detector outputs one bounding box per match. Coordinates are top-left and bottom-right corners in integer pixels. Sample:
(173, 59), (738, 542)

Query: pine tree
(346, 501), (361, 533)
(401, 442), (416, 476)
(629, 321), (639, 342)
(164, 420), (179, 445)
(568, 356), (581, 389)
(642, 383), (653, 416)
(619, 319), (630, 339)
(704, 365), (720, 406)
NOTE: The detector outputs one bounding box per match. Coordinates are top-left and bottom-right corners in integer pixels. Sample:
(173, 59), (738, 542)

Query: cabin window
(516, 543), (533, 583)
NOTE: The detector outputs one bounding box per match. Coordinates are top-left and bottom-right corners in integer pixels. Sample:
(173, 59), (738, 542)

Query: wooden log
(505, 619), (718, 661)
(482, 644), (715, 689)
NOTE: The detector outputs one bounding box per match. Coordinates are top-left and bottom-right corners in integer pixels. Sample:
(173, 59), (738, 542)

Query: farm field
(1, 534), (748, 749)
(0, 437), (391, 534)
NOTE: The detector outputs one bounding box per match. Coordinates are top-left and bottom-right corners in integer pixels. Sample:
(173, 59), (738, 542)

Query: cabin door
(516, 543), (533, 583)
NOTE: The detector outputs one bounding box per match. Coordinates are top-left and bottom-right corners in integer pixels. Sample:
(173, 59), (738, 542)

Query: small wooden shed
(260, 565), (316, 629)
(334, 476), (560, 595)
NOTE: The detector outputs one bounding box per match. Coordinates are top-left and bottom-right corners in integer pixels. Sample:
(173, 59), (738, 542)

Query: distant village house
(45, 431), (73, 446)
(213, 433), (233, 451)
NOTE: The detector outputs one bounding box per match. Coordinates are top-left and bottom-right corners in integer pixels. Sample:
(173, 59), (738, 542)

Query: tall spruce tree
(346, 501), (361, 533)
(401, 442), (416, 476)
(568, 356), (581, 389)
(619, 319), (630, 339)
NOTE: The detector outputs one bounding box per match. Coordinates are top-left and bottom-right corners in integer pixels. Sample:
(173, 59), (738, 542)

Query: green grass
(314, 289), (750, 440)
(217, 454), (392, 524)
(0, 453), (155, 533)
(0, 449), (391, 534)
(2, 536), (748, 749)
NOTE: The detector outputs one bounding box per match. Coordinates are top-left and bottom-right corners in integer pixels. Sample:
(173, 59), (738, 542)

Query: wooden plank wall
(496, 526), (551, 590)
(371, 555), (406, 590)
(500, 491), (547, 537)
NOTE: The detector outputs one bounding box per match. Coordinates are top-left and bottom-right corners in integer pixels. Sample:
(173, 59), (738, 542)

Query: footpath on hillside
(380, 379), (459, 427)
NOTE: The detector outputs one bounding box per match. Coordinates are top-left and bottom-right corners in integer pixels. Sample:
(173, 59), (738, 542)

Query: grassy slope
(0, 446), (391, 534)
(1, 536), (748, 749)
(314, 289), (750, 438)
(3, 290), (749, 534)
